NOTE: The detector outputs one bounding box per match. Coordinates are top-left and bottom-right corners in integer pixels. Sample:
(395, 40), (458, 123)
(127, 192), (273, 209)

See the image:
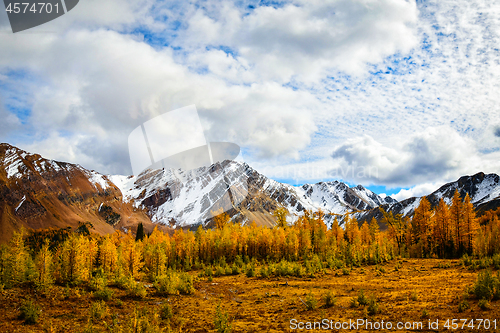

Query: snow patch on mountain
(86, 170), (110, 191)
(4, 148), (25, 179)
(15, 195), (26, 212)
(472, 174), (500, 204)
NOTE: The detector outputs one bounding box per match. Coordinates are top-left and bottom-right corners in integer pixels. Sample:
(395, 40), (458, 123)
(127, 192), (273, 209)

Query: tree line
(382, 189), (500, 259)
(0, 189), (498, 290)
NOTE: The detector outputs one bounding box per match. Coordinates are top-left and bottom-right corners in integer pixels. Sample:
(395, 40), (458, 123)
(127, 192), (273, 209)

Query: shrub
(160, 303), (173, 320)
(410, 291), (418, 301)
(349, 297), (358, 308)
(305, 290), (318, 311)
(342, 268), (350, 276)
(472, 270), (499, 300)
(90, 300), (108, 321)
(114, 274), (130, 290)
(493, 254), (500, 270)
(357, 290), (369, 306)
(478, 299), (490, 310)
(292, 263), (304, 277)
(276, 261), (292, 276)
(19, 298), (40, 324)
(327, 258), (344, 269)
(458, 299), (469, 313)
(259, 266), (269, 278)
(127, 280), (147, 299)
(89, 273), (107, 291)
(231, 263), (240, 275)
(154, 271), (194, 295)
(266, 264), (274, 277)
(421, 308), (429, 319)
(323, 290), (336, 308)
(193, 259), (201, 271)
(214, 266), (225, 277)
(234, 255), (244, 268)
(124, 307), (162, 333)
(214, 301), (232, 333)
(367, 295), (379, 315)
(94, 287), (114, 301)
(245, 264), (255, 278)
(461, 254), (472, 267)
(177, 272), (195, 295)
(205, 265), (213, 278)
(154, 274), (176, 295)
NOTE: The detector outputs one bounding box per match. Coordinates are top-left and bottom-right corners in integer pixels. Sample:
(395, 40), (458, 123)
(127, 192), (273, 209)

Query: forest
(1, 189), (500, 332)
(2, 189), (500, 290)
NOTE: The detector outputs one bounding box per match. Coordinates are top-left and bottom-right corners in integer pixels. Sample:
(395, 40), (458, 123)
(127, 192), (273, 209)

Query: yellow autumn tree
(433, 198), (451, 258)
(360, 221), (371, 245)
(273, 207), (288, 228)
(143, 227), (168, 278)
(369, 217), (379, 243)
(8, 228), (29, 286)
(120, 231), (143, 279)
(462, 193), (478, 254)
(212, 208), (231, 229)
(450, 189), (465, 255)
(99, 235), (118, 276)
(380, 208), (407, 253)
(344, 215), (360, 244)
(411, 197), (433, 257)
(34, 240), (53, 290)
(56, 234), (91, 284)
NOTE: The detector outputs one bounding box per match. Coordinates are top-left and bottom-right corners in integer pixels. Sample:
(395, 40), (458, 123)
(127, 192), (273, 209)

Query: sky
(0, 0), (500, 201)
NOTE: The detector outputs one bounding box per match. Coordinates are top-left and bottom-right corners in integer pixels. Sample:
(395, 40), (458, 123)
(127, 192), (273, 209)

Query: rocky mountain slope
(0, 143), (152, 242)
(112, 160), (396, 229)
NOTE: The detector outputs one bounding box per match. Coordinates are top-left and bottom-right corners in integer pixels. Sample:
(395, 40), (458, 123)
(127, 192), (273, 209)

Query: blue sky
(1, 0), (500, 200)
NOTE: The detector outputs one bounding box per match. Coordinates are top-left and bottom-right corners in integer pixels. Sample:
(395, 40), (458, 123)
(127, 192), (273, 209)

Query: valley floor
(0, 259), (498, 332)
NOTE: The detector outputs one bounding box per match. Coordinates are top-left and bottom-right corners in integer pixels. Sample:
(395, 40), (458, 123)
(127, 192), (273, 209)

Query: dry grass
(0, 259), (498, 332)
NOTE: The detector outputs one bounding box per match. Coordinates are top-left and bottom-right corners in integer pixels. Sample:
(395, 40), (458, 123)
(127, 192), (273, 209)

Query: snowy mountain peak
(110, 159), (397, 228)
(0, 143), (113, 192)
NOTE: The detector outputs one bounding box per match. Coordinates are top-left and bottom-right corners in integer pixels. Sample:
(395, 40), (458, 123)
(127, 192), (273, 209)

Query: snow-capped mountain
(357, 172), (500, 223)
(3, 142), (499, 238)
(112, 160), (396, 229)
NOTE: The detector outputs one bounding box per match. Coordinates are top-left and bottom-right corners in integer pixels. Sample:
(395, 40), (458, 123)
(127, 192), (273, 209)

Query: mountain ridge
(355, 171), (500, 224)
(111, 159), (397, 229)
(0, 143), (159, 242)
(1, 142), (500, 239)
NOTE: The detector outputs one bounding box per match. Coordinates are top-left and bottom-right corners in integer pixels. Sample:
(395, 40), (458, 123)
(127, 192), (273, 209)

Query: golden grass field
(1, 259), (498, 333)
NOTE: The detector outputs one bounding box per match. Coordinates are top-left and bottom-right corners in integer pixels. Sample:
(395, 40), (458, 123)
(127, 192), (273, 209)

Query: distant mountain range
(1, 143), (499, 241)
(356, 172), (500, 223)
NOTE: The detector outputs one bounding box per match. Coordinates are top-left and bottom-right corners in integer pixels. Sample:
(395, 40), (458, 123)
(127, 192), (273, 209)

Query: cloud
(391, 183), (442, 202)
(330, 126), (483, 187)
(0, 26), (319, 174)
(177, 0), (419, 81)
(1, 0), (500, 187)
(0, 104), (20, 140)
(495, 127), (500, 138)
